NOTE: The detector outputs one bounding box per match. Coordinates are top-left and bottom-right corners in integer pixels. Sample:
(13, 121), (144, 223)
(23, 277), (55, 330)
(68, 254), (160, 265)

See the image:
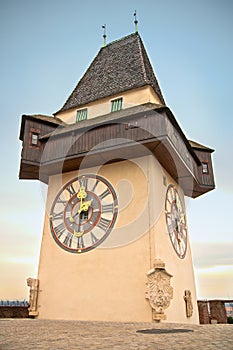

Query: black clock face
(165, 184), (187, 259)
(50, 174), (118, 253)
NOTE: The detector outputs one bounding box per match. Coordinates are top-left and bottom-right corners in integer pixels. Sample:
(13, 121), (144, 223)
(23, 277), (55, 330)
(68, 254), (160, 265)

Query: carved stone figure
(27, 278), (39, 317)
(184, 289), (193, 318)
(145, 259), (173, 321)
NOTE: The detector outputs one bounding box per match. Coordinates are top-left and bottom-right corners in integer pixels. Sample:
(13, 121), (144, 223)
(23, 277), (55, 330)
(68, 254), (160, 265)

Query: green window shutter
(111, 98), (123, 112)
(76, 108), (88, 122)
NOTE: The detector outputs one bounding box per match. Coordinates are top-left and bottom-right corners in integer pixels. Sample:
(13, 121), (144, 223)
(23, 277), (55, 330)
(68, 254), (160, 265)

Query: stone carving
(27, 278), (39, 317)
(145, 259), (173, 321)
(184, 290), (193, 318)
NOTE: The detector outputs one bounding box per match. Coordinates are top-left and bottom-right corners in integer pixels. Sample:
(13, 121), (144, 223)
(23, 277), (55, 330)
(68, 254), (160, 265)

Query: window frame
(29, 127), (40, 148)
(31, 133), (39, 146)
(201, 162), (209, 175)
(111, 98), (123, 112)
(76, 108), (88, 122)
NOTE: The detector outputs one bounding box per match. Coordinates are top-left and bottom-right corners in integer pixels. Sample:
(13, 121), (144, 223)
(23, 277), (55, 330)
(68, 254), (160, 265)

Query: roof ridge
(104, 32), (140, 48)
(136, 35), (149, 84)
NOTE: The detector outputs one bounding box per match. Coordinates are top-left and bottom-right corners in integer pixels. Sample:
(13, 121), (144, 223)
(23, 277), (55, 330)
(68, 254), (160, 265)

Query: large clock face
(165, 184), (187, 259)
(50, 174), (118, 253)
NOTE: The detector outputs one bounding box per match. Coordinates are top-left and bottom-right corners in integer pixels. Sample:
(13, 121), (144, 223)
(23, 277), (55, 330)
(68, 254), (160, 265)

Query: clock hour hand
(69, 199), (93, 224)
(78, 199), (93, 214)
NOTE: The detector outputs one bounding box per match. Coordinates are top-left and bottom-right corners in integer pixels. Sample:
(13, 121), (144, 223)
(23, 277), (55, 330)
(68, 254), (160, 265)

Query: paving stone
(0, 319), (232, 350)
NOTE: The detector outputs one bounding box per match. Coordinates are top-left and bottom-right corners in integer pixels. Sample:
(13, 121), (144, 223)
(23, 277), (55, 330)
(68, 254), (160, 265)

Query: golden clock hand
(74, 230), (84, 238)
(77, 179), (88, 213)
(81, 199), (93, 212)
(77, 183), (87, 200)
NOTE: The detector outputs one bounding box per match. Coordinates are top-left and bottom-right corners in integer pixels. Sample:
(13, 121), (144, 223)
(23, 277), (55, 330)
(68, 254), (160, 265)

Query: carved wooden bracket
(145, 259), (173, 321)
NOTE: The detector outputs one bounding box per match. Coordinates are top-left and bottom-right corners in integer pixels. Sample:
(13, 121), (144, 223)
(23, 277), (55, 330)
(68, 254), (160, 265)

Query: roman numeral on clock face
(82, 176), (88, 189)
(97, 217), (111, 231)
(102, 203), (114, 213)
(90, 231), (98, 244)
(99, 188), (111, 200)
(53, 211), (64, 220)
(54, 222), (66, 238)
(77, 236), (85, 249)
(63, 232), (73, 247)
(66, 184), (76, 197)
(91, 180), (99, 192)
(57, 197), (66, 206)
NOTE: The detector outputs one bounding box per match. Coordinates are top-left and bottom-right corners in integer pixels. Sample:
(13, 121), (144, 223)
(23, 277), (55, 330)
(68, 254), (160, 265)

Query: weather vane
(134, 10), (138, 33)
(102, 24), (107, 47)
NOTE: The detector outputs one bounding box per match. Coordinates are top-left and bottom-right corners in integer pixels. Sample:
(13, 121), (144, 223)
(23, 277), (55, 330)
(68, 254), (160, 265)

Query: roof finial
(102, 24), (107, 47)
(133, 10), (138, 33)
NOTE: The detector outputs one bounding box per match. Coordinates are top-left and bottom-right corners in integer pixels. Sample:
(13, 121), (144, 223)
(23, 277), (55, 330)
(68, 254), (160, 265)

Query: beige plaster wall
(36, 155), (198, 323)
(56, 86), (162, 124)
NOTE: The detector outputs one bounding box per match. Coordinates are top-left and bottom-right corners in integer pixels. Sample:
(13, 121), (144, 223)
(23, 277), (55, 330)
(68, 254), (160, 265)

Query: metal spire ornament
(134, 11), (138, 33)
(102, 24), (107, 47)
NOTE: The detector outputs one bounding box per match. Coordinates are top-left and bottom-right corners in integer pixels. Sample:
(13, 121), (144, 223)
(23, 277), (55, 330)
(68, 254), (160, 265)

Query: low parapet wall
(0, 306), (29, 318)
(198, 300), (231, 324)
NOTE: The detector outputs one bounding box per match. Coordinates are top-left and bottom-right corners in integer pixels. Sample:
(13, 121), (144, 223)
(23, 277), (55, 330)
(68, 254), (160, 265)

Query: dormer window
(76, 108), (88, 122)
(111, 98), (123, 112)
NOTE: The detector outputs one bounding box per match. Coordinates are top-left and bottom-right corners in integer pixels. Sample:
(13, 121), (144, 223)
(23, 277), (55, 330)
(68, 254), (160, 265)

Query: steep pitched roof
(55, 33), (165, 114)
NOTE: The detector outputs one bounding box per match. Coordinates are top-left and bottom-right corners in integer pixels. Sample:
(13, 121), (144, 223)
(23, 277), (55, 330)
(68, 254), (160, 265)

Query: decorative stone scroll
(184, 290), (193, 318)
(27, 278), (39, 317)
(145, 259), (173, 322)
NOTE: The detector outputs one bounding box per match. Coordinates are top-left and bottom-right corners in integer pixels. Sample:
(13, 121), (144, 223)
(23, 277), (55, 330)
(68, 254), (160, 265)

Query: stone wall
(0, 306), (29, 318)
(197, 301), (210, 324)
(198, 300), (228, 324)
(209, 301), (227, 324)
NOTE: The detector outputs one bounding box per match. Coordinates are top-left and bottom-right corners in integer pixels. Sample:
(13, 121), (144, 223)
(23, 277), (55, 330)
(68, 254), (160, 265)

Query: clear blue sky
(0, 0), (233, 300)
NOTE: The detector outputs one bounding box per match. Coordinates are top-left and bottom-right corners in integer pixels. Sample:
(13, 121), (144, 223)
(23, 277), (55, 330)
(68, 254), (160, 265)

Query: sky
(0, 0), (233, 301)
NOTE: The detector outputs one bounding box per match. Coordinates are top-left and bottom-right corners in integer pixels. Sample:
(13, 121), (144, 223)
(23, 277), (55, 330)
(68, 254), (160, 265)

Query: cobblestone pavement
(0, 319), (233, 350)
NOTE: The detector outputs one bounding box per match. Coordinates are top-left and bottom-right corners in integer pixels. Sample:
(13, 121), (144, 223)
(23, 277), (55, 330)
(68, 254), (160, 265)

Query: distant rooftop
(0, 300), (29, 306)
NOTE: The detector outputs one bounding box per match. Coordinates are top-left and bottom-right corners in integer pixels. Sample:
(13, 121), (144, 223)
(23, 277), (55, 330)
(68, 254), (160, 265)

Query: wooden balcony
(19, 104), (215, 198)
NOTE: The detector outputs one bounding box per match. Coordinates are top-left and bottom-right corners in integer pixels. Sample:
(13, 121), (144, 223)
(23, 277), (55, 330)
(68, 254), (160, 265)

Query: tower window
(111, 98), (123, 112)
(31, 133), (39, 146)
(202, 162), (209, 174)
(76, 108), (88, 122)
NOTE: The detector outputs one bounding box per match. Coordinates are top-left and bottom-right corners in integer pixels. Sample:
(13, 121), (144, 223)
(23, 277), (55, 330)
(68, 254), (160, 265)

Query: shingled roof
(56, 33), (165, 114)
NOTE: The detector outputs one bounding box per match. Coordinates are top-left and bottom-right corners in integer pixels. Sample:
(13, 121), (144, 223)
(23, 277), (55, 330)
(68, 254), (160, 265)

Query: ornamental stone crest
(184, 289), (193, 318)
(27, 277), (39, 317)
(145, 259), (173, 321)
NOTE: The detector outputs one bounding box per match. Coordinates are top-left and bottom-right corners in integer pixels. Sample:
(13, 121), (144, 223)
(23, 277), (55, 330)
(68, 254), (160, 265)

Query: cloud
(192, 241), (233, 269)
(192, 241), (233, 299)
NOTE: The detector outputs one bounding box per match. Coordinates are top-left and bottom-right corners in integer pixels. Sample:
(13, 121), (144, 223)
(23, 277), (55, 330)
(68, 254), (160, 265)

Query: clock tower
(19, 33), (215, 323)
